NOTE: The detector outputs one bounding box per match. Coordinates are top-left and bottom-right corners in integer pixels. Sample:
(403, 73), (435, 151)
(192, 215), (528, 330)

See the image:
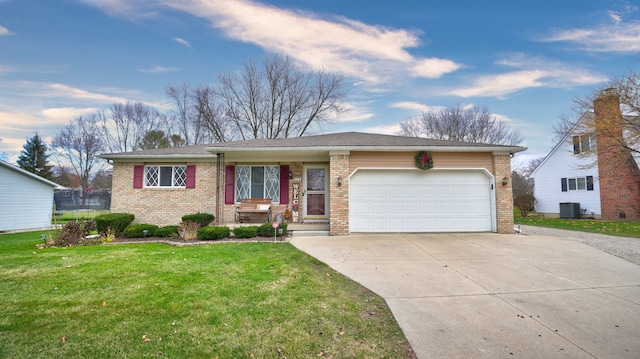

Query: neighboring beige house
(99, 132), (526, 235)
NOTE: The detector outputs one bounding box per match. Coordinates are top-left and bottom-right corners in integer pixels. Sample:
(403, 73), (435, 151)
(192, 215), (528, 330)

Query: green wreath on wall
(415, 151), (434, 170)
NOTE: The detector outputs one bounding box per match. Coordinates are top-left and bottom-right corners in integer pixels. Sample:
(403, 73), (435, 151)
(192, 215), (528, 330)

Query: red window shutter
(225, 165), (235, 204)
(133, 165), (144, 188)
(185, 165), (196, 188)
(280, 165), (289, 204)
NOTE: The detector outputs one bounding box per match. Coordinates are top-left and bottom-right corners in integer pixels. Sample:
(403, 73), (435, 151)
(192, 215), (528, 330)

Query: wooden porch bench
(235, 198), (272, 223)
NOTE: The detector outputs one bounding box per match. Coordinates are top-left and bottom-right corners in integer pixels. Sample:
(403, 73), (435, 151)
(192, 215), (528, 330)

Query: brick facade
(329, 152), (350, 236)
(493, 153), (515, 234)
(594, 90), (640, 221)
(112, 151), (517, 234)
(111, 161), (217, 226)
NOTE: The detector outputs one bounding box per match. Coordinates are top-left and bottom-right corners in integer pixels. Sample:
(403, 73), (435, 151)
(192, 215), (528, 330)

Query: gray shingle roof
(99, 131), (526, 160)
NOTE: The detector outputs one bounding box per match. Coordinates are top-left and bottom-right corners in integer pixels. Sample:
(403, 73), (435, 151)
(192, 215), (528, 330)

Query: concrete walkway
(291, 232), (640, 358)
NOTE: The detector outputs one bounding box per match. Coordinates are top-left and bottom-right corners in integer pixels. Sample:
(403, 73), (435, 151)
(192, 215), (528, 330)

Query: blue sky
(1, 0), (639, 168)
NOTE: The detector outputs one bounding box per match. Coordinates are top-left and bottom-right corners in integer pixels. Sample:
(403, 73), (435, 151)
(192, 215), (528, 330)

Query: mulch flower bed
(110, 235), (290, 246)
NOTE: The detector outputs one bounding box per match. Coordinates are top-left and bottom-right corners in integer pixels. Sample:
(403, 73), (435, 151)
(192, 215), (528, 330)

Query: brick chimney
(593, 88), (640, 220)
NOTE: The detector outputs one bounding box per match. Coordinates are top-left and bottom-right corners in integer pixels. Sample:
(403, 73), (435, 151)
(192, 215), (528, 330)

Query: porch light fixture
(501, 176), (509, 186)
(289, 170), (293, 179)
(337, 176), (343, 187)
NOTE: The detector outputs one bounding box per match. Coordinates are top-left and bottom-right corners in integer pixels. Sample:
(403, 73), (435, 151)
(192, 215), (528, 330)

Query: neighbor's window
(145, 165), (187, 188)
(235, 165), (280, 202)
(561, 176), (594, 192)
(573, 133), (596, 154)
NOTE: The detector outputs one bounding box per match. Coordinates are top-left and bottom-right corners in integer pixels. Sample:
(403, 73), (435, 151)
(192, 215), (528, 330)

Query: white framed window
(235, 165), (280, 202)
(561, 176), (594, 192)
(568, 177), (586, 191)
(145, 165), (187, 188)
(573, 133), (596, 154)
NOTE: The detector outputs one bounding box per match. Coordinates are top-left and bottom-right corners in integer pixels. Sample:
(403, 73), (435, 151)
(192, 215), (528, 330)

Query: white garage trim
(349, 168), (496, 233)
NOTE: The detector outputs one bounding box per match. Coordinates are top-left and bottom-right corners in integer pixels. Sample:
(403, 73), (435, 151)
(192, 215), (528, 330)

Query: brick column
(594, 89), (640, 221)
(329, 151), (350, 236)
(493, 153), (514, 234)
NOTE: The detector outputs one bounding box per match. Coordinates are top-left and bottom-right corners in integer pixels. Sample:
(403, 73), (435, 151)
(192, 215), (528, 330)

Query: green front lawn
(0, 231), (415, 358)
(515, 216), (640, 238)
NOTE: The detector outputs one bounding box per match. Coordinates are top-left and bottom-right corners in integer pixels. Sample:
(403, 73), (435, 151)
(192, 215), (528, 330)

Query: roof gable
(0, 160), (66, 190)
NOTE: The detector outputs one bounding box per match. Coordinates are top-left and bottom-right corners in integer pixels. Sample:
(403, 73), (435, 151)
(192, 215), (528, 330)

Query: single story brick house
(99, 132), (526, 235)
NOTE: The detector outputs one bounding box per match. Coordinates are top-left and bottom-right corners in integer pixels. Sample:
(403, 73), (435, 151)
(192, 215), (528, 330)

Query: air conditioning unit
(559, 202), (581, 219)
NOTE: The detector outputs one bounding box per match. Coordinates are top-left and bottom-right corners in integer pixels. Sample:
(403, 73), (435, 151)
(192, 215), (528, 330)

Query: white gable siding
(0, 165), (54, 231)
(532, 141), (601, 216)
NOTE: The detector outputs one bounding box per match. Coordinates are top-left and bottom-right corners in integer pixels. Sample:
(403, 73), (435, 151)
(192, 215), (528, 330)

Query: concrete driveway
(290, 233), (640, 358)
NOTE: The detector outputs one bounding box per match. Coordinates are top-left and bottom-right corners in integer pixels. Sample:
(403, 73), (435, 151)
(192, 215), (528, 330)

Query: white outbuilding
(0, 160), (65, 232)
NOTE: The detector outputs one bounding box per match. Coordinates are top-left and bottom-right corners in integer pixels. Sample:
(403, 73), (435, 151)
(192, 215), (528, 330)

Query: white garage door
(350, 170), (493, 232)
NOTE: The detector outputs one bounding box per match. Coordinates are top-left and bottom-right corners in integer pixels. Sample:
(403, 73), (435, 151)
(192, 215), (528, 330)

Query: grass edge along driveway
(516, 216), (640, 238)
(0, 231), (416, 359)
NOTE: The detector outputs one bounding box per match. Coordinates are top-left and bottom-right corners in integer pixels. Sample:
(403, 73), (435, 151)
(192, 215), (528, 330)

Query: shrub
(48, 218), (97, 247)
(181, 213), (215, 227)
(178, 221), (200, 240)
(257, 222), (288, 237)
(123, 224), (159, 238)
(514, 194), (536, 217)
(95, 213), (134, 236)
(99, 227), (116, 243)
(233, 226), (258, 239)
(156, 225), (179, 238)
(198, 226), (231, 240)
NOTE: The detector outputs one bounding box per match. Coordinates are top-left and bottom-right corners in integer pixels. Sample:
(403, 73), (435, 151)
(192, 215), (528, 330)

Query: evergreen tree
(17, 133), (54, 180)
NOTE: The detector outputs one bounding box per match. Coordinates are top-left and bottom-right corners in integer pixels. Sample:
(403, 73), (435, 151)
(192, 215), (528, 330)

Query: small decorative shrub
(233, 226), (258, 239)
(123, 224), (159, 238)
(514, 194), (536, 217)
(178, 220), (200, 240)
(257, 222), (288, 237)
(95, 213), (134, 236)
(181, 213), (215, 227)
(99, 227), (116, 243)
(156, 225), (179, 238)
(48, 218), (97, 247)
(198, 226), (231, 240)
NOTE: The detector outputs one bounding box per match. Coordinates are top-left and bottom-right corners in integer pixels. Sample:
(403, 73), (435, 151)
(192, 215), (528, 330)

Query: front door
(303, 165), (329, 222)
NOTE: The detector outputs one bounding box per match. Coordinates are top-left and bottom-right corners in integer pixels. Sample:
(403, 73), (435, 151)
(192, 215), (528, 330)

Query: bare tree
(101, 102), (164, 152)
(216, 54), (347, 140)
(398, 104), (523, 145)
(192, 84), (234, 143)
(51, 114), (106, 204)
(512, 157), (544, 198)
(166, 82), (211, 145)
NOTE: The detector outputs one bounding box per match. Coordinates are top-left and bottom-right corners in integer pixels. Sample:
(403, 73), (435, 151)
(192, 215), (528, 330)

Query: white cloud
(90, 0), (461, 83)
(38, 83), (132, 104)
(363, 123), (402, 135)
(138, 65), (180, 73)
(173, 37), (191, 47)
(412, 58), (461, 79)
(333, 102), (374, 123)
(0, 24), (13, 36)
(608, 11), (623, 25)
(41, 107), (98, 120)
(390, 101), (442, 113)
(543, 20), (640, 53)
(448, 55), (604, 98)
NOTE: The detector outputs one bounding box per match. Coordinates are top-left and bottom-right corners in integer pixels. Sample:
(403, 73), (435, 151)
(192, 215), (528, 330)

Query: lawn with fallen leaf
(0, 231), (416, 358)
(515, 215), (640, 238)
